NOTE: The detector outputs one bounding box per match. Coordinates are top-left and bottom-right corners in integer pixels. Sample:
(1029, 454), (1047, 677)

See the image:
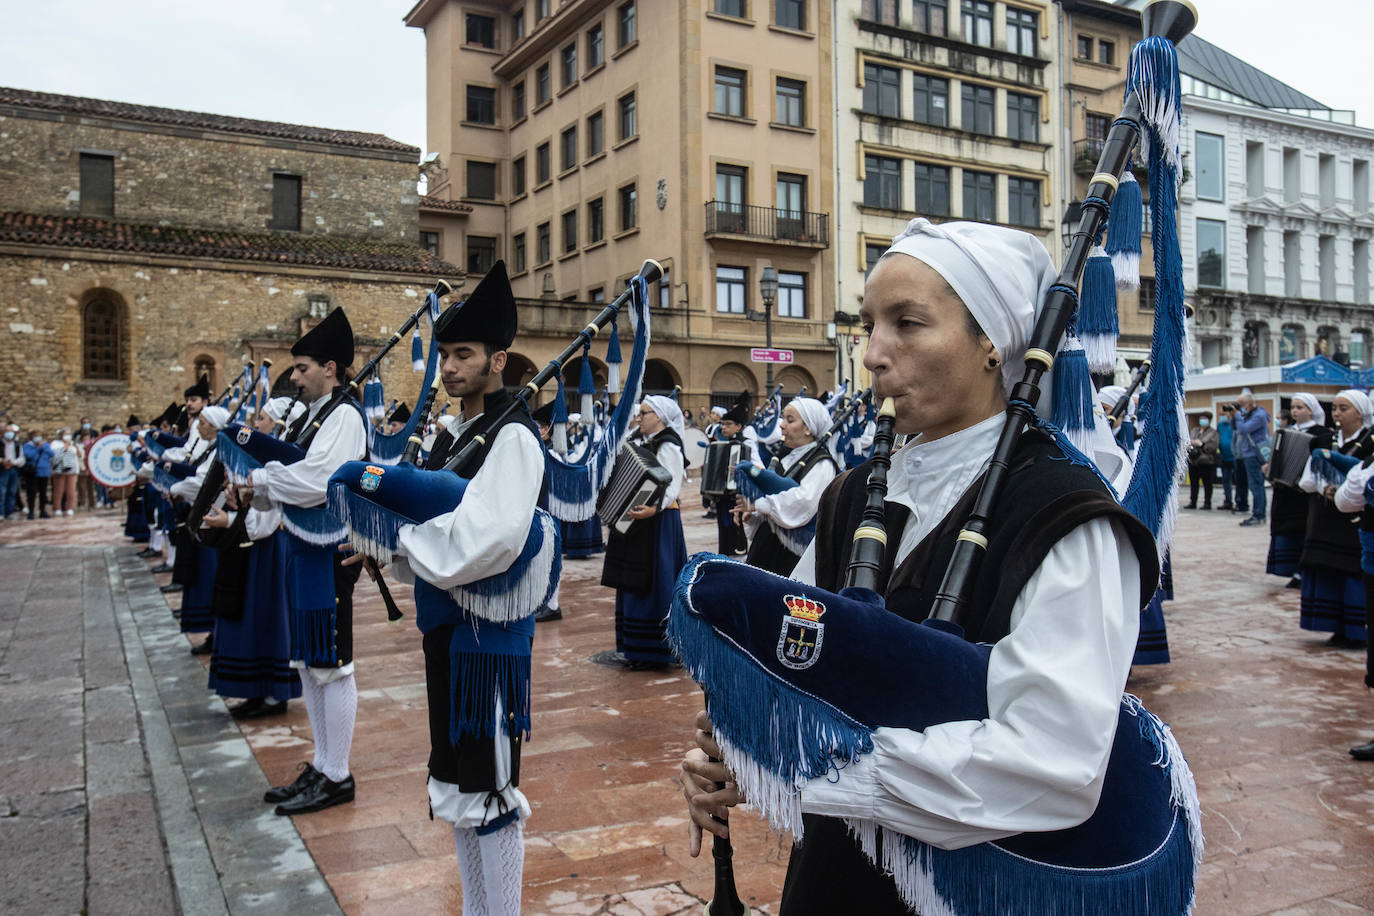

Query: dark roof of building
(0, 210), (459, 277)
(419, 195), (474, 213)
(0, 86), (420, 155)
(1175, 35), (1328, 111)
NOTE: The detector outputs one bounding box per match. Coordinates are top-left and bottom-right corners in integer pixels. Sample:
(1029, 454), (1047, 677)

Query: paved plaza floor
(0, 480), (1371, 914)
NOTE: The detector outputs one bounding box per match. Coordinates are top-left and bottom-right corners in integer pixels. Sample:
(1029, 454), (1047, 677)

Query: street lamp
(1060, 199), (1082, 253)
(758, 266), (778, 390)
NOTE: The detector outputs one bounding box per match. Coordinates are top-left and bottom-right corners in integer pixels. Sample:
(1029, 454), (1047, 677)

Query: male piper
(148, 378), (210, 581)
(714, 395), (751, 557)
(368, 261), (545, 915)
(245, 308), (368, 815)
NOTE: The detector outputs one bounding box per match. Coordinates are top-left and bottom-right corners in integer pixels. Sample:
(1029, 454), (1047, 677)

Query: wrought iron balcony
(1073, 138), (1146, 176)
(704, 201), (829, 247)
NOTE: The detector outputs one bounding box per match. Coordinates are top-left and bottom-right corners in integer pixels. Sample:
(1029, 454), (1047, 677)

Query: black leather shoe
(150, 563), (173, 574)
(1350, 741), (1374, 761)
(190, 637), (213, 656)
(137, 547), (160, 558)
(534, 605), (563, 622)
(1286, 576), (1302, 589)
(1184, 502), (1197, 509)
(160, 583), (182, 593)
(275, 774), (355, 815)
(232, 698), (288, 720)
(264, 763), (322, 803)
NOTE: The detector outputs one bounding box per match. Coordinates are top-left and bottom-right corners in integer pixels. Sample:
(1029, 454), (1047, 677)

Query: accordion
(701, 440), (752, 498)
(1267, 427), (1313, 489)
(597, 442), (672, 534)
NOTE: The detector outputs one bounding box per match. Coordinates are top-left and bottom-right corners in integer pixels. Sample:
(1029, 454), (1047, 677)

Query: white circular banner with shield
(86, 433), (136, 489)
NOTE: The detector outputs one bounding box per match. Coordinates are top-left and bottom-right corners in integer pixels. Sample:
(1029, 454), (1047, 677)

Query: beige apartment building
(835, 0), (1063, 383)
(406, 0), (839, 412)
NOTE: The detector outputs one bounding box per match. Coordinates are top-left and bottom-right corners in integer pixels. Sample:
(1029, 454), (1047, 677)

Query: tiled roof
(1175, 36), (1328, 111)
(0, 86), (419, 155)
(419, 195), (474, 213)
(0, 211), (459, 277)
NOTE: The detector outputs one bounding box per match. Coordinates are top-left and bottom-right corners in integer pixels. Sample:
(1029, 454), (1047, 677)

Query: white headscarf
(710, 406), (726, 418)
(1335, 389), (1373, 428)
(642, 395), (685, 439)
(1290, 392), (1325, 428)
(263, 397), (306, 424)
(787, 397), (830, 442)
(1098, 385), (1128, 410)
(885, 218), (1058, 394)
(199, 406), (230, 430)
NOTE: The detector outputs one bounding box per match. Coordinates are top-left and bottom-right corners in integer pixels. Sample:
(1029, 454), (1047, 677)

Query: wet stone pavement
(0, 484), (1371, 914)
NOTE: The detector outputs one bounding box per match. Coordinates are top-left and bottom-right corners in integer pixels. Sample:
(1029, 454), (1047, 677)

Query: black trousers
(23, 474), (48, 516)
(1188, 462), (1214, 505)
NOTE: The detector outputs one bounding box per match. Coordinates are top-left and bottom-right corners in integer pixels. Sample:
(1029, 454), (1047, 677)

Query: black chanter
(1110, 357), (1151, 425)
(840, 397), (900, 590)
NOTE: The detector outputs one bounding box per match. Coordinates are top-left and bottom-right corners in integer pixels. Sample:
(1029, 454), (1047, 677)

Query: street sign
(750, 348), (794, 364)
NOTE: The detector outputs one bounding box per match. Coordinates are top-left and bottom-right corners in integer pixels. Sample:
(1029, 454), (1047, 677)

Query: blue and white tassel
(551, 372), (569, 455)
(1050, 335), (1099, 459)
(411, 326), (424, 371)
(362, 377), (386, 429)
(578, 345), (595, 421)
(1079, 246), (1120, 374)
(1105, 169), (1143, 290)
(606, 320), (623, 395)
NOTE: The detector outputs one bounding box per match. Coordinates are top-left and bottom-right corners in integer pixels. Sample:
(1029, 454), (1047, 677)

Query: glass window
(1076, 35), (1093, 59)
(1006, 92), (1038, 142)
(862, 0), (897, 24)
(619, 2), (636, 47)
(79, 153), (114, 217)
(466, 85), (496, 124)
(513, 232), (527, 273)
(716, 0), (747, 14)
(619, 183), (637, 230)
(587, 23), (604, 68)
(962, 169), (995, 221)
(420, 231), (440, 255)
(536, 63), (551, 104)
(863, 63), (901, 117)
(1098, 40), (1114, 65)
(270, 173), (300, 231)
(1006, 7), (1036, 56)
(587, 111), (604, 156)
(914, 162), (950, 216)
(619, 92), (637, 140)
(537, 222), (551, 264)
(512, 81), (526, 120)
(715, 164), (747, 230)
(466, 13), (496, 48)
(777, 271), (806, 318)
(777, 173), (806, 239)
(777, 0), (805, 30)
(467, 235), (497, 274)
(961, 0), (992, 47)
(912, 74), (948, 127)
(562, 210), (578, 252)
(590, 287), (606, 304)
(512, 10), (525, 41)
(715, 67), (747, 117)
(535, 142), (551, 184)
(82, 297), (122, 380)
(1085, 112), (1108, 144)
(467, 161), (497, 200)
(1007, 176), (1039, 227)
(864, 155), (901, 210)
(776, 78), (805, 126)
(513, 156), (526, 195)
(561, 126), (578, 171)
(1195, 131), (1225, 201)
(1197, 218), (1226, 288)
(588, 197), (605, 243)
(660, 268), (673, 309)
(865, 242), (887, 275)
(536, 0), (549, 20)
(1351, 329), (1368, 367)
(961, 83), (994, 134)
(913, 0), (947, 34)
(562, 43), (577, 87)
(716, 266), (747, 313)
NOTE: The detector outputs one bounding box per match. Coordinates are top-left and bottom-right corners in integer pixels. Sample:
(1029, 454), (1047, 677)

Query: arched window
(82, 293), (125, 380)
(193, 355), (218, 394)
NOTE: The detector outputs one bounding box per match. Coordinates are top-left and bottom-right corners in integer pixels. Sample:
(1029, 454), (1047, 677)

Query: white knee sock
(150, 529), (163, 551)
(298, 674), (327, 773)
(548, 581), (560, 611)
(476, 820), (523, 915)
(452, 826), (489, 915)
(318, 674), (356, 783)
(166, 541), (176, 566)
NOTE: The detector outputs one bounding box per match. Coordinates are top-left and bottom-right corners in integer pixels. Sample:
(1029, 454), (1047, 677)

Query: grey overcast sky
(0, 0), (1369, 159)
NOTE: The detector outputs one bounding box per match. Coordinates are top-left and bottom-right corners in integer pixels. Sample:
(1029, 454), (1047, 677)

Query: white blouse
(750, 442), (837, 534)
(250, 394), (367, 509)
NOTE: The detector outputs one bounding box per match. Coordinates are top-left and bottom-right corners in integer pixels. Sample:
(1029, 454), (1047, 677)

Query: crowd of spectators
(0, 415), (123, 521)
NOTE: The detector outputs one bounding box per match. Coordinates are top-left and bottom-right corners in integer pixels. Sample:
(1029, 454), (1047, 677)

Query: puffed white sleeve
(244, 506), (282, 541)
(394, 424), (544, 590)
(170, 463), (209, 502)
(1297, 456), (1319, 494)
(1334, 460), (1374, 513)
(659, 443), (685, 508)
(799, 516), (1141, 850)
(250, 408), (366, 508)
(755, 459), (837, 530)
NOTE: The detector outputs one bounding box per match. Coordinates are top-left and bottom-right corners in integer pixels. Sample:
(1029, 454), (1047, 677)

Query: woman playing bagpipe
(600, 394), (688, 669)
(734, 397), (839, 576)
(347, 262), (546, 914)
(1330, 444), (1374, 760)
(199, 397), (305, 720)
(1297, 389), (1374, 647)
(680, 219), (1173, 913)
(1267, 393), (1331, 586)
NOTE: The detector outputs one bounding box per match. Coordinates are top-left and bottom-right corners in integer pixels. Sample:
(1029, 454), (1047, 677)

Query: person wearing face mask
(1267, 393), (1331, 588)
(1184, 411), (1219, 509)
(76, 420), (98, 511)
(50, 428), (81, 516)
(21, 430), (53, 520)
(0, 424), (25, 520)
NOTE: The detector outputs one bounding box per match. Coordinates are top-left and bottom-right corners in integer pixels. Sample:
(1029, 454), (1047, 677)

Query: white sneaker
(67, 510), (74, 516)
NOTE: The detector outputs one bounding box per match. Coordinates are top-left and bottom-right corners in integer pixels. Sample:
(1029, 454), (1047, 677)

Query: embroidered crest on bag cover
(236, 426), (252, 446)
(777, 594), (825, 669)
(359, 465), (385, 493)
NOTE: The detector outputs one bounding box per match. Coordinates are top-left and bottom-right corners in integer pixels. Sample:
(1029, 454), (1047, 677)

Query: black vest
(425, 389), (545, 494)
(601, 428), (684, 593)
(745, 444), (839, 577)
(782, 428), (1158, 914)
(1301, 427), (1374, 572)
(1270, 425), (1333, 536)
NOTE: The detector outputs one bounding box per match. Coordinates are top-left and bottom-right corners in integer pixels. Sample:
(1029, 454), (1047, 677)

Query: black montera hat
(434, 261), (517, 348)
(127, 414), (141, 426)
(530, 400), (555, 426)
(291, 307), (355, 370)
(184, 375), (212, 400)
(389, 402), (411, 425)
(722, 391), (751, 426)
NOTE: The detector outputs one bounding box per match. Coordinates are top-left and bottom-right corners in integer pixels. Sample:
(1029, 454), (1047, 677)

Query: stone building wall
(0, 251), (445, 429)
(0, 111), (420, 243)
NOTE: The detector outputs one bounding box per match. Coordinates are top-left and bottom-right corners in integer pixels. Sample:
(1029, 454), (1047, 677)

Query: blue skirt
(615, 508), (686, 664)
(279, 531), (345, 668)
(208, 535), (301, 702)
(124, 490), (150, 542)
(1299, 567), (1367, 641)
(1266, 532), (1304, 577)
(1133, 588), (1171, 665)
(179, 542), (218, 634)
(562, 515), (605, 558)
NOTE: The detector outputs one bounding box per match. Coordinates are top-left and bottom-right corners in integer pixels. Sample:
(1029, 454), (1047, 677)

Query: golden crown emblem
(783, 594), (825, 622)
(111, 448), (125, 457)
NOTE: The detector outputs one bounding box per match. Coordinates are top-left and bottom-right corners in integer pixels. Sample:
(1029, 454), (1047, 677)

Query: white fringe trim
(449, 511), (559, 623)
(713, 730), (805, 840)
(845, 819), (958, 916)
(1112, 251), (1142, 291)
(1082, 333), (1119, 376)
